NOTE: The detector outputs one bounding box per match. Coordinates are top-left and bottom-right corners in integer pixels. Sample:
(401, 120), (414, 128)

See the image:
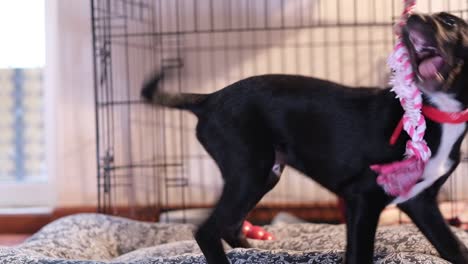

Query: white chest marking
(393, 93), (466, 204)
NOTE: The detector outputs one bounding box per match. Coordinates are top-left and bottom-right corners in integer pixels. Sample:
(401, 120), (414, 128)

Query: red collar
(421, 105), (468, 124)
(389, 105), (468, 145)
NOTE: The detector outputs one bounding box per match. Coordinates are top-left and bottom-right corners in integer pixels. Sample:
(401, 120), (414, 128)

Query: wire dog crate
(91, 0), (468, 223)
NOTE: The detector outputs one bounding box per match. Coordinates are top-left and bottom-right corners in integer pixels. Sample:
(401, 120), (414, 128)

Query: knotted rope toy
(370, 0), (432, 197)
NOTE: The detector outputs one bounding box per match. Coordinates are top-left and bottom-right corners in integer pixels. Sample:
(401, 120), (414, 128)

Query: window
(0, 0), (52, 208)
(0, 69), (45, 183)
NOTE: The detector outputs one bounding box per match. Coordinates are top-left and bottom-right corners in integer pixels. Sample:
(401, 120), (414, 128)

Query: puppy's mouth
(416, 47), (445, 80)
(408, 30), (447, 83)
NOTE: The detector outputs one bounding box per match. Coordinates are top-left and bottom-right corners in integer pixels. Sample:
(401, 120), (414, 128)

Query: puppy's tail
(141, 72), (208, 115)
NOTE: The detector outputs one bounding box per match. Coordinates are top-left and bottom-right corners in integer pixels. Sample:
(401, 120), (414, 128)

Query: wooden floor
(0, 234), (29, 246)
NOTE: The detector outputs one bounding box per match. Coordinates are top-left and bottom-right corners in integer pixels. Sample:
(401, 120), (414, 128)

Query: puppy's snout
(406, 14), (435, 33)
(405, 14), (438, 52)
(409, 31), (427, 52)
(406, 13), (431, 26)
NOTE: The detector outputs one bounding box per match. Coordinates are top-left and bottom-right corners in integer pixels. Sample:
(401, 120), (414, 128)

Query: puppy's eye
(442, 17), (456, 27)
(437, 13), (457, 28)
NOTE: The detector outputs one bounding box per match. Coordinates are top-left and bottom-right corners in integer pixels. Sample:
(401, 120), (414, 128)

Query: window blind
(0, 68), (45, 182)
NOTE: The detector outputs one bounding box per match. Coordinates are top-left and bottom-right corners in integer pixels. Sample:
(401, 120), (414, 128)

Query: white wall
(48, 0), (97, 206)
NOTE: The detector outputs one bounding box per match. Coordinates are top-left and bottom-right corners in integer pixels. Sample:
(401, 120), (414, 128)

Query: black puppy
(142, 12), (468, 264)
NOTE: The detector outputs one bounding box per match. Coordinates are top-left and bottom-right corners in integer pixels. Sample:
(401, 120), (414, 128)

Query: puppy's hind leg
(222, 154), (284, 248)
(194, 125), (280, 264)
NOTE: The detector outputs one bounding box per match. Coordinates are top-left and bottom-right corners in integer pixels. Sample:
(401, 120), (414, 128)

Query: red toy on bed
(242, 221), (274, 240)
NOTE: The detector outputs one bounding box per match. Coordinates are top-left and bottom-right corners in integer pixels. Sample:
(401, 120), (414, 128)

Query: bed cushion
(0, 213), (467, 263)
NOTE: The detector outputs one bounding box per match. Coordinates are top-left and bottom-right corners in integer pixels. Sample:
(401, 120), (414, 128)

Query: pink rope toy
(370, 0), (432, 197)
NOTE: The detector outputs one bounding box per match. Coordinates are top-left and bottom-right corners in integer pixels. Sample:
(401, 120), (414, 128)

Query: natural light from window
(0, 0), (45, 68)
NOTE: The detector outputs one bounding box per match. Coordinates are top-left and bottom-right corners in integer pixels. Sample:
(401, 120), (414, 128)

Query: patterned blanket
(1, 213), (467, 263)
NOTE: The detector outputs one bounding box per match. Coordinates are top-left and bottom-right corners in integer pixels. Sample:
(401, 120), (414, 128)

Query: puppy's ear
(457, 20), (468, 59)
(461, 30), (468, 58)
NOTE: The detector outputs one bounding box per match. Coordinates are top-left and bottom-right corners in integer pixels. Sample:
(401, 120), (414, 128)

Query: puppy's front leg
(343, 192), (386, 264)
(398, 191), (468, 264)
